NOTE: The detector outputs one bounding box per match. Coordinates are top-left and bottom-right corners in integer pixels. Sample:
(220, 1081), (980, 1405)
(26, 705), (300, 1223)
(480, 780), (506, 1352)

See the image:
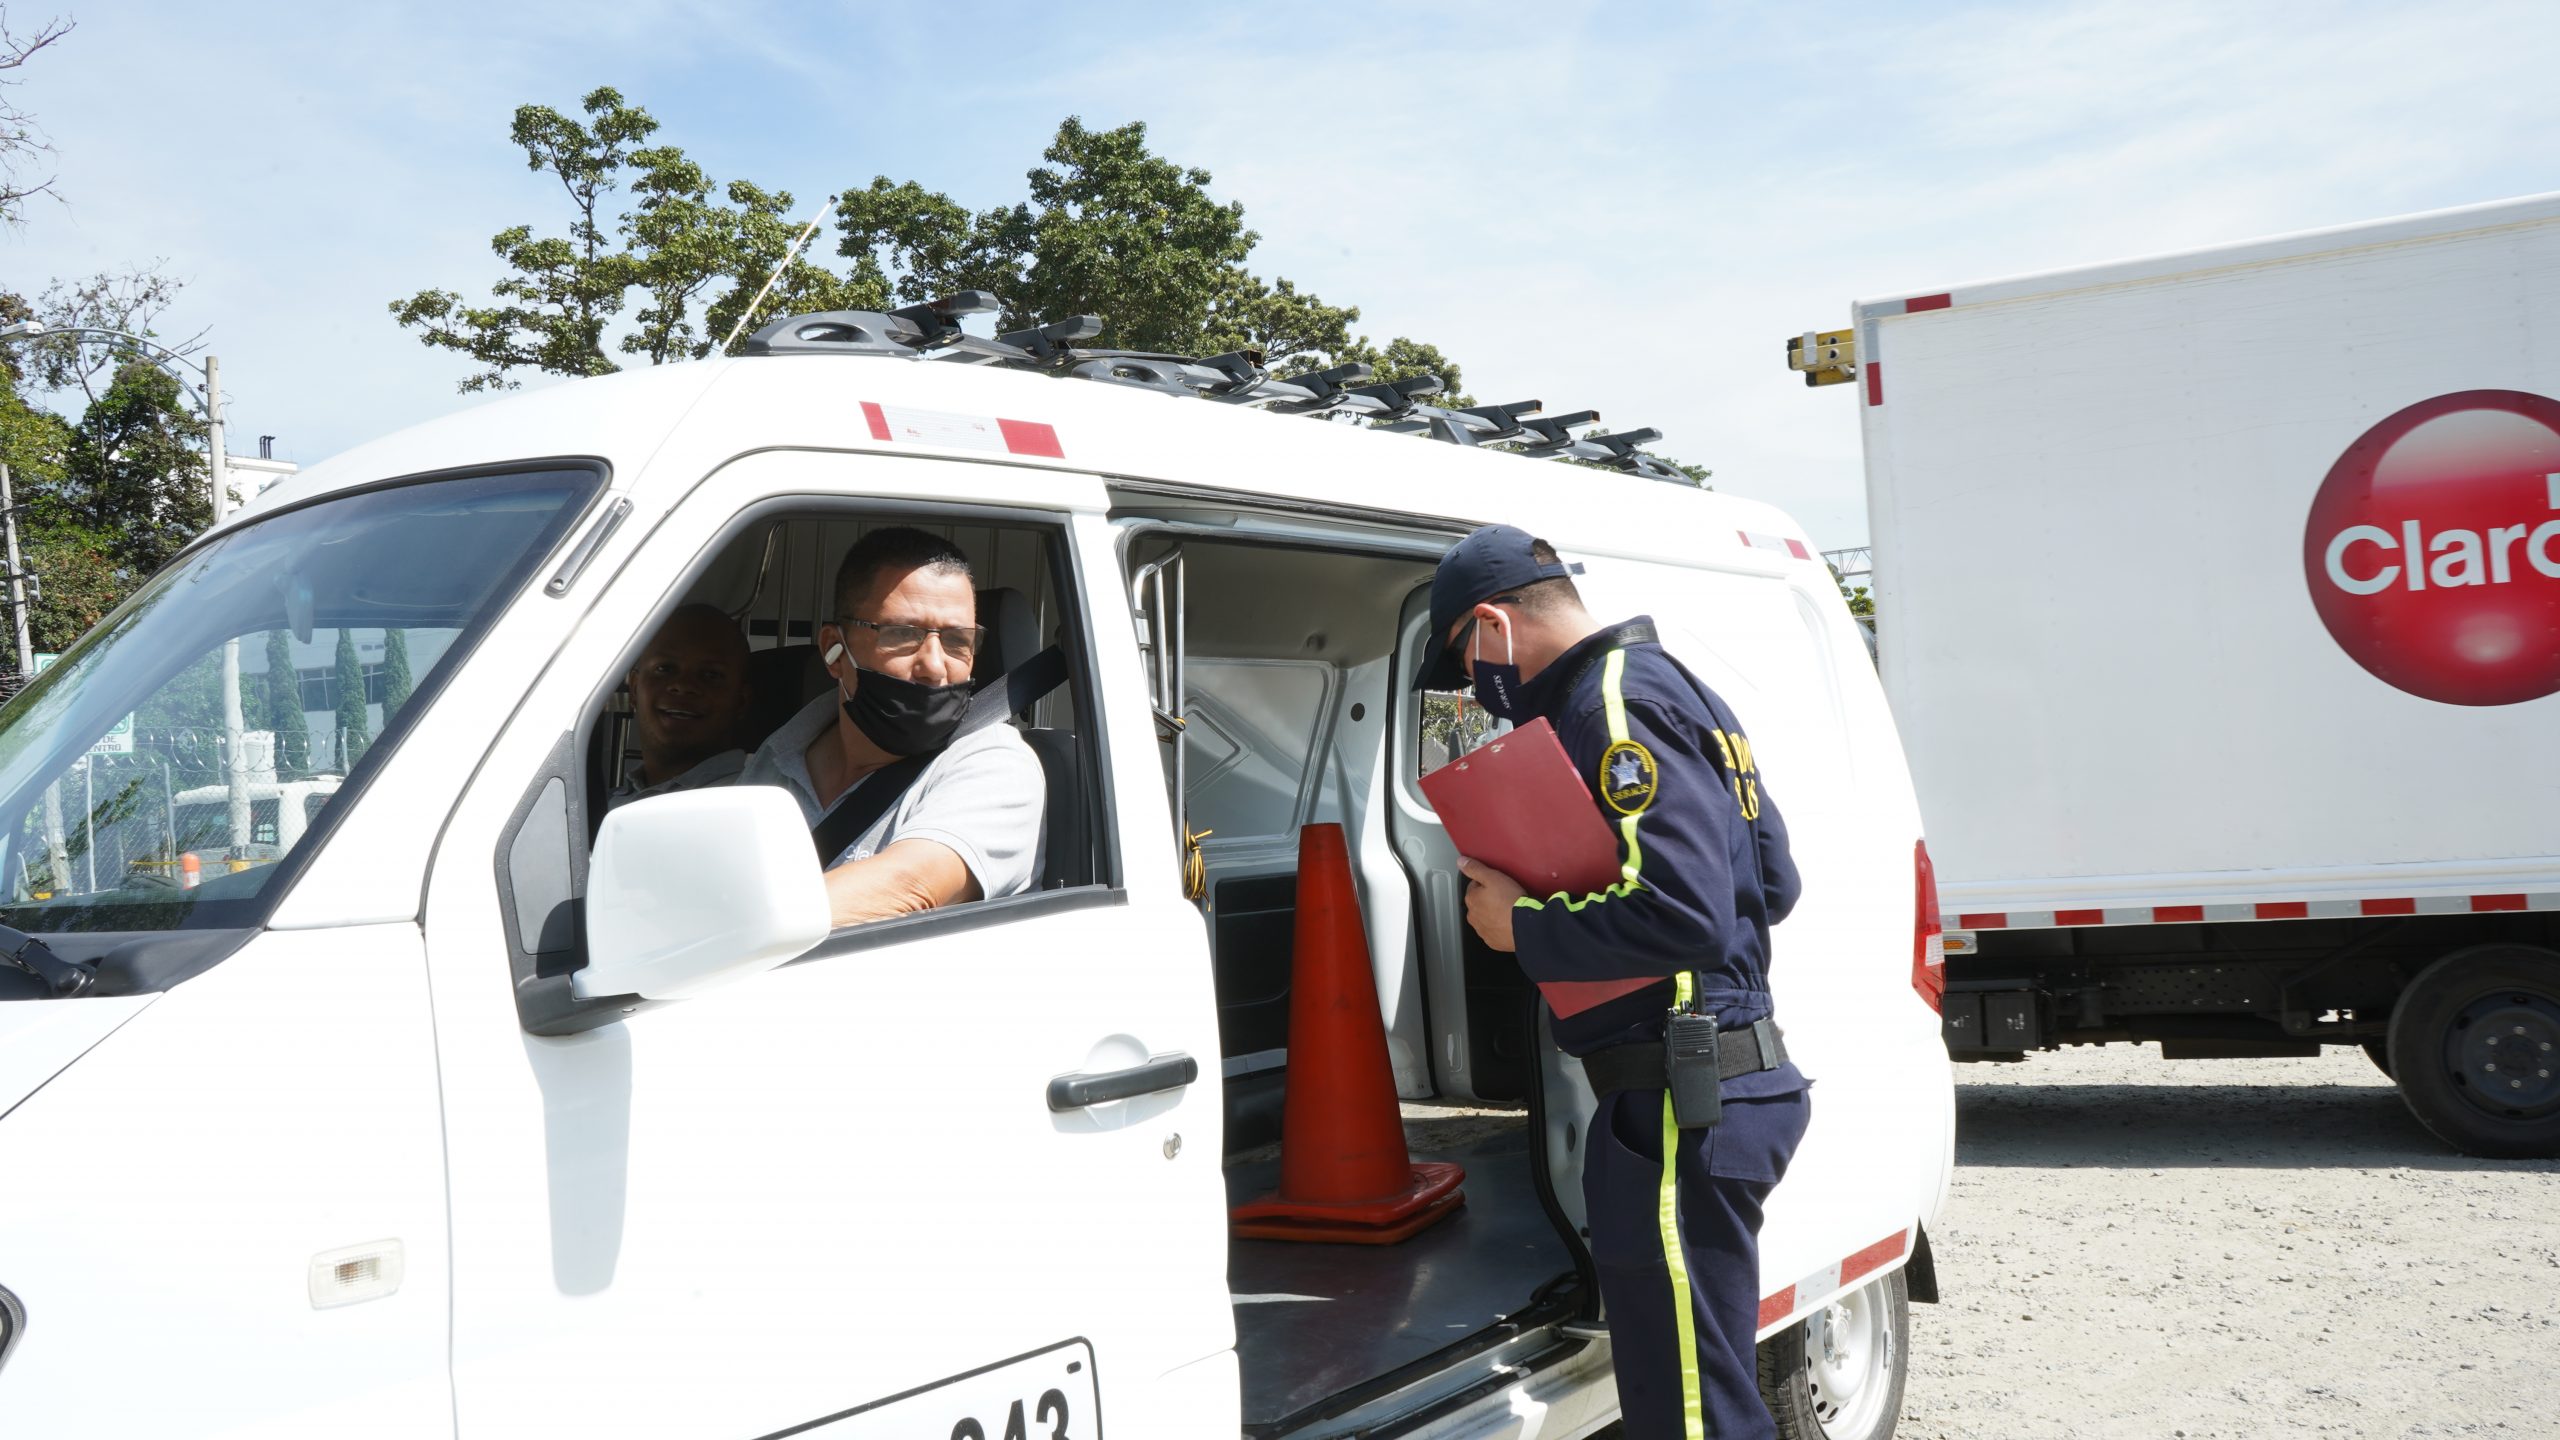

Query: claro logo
(2305, 389), (2560, 706)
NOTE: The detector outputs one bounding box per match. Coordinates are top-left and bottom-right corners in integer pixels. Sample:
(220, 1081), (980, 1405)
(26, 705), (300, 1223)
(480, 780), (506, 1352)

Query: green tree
(840, 117), (1253, 354)
(389, 91), (1707, 477)
(390, 87), (870, 392)
(397, 96), (1466, 394)
(1838, 575), (1875, 623)
(331, 630), (369, 771)
(262, 628), (311, 777)
(1333, 336), (1468, 405)
(0, 266), (224, 676)
(1205, 273), (1359, 374)
(381, 627), (414, 725)
(57, 361), (209, 575)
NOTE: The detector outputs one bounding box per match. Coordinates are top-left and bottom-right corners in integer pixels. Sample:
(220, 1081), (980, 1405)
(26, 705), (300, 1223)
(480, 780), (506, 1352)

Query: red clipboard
(1417, 718), (1659, 1019)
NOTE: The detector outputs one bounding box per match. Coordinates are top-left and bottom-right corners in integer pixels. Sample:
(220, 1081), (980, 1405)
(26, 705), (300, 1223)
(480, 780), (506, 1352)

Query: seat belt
(807, 643), (1071, 863)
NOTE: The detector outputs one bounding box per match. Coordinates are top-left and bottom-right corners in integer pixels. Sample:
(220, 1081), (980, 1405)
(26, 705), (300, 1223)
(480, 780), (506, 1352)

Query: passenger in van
(1417, 525), (1810, 1440)
(738, 527), (1044, 927)
(608, 603), (751, 810)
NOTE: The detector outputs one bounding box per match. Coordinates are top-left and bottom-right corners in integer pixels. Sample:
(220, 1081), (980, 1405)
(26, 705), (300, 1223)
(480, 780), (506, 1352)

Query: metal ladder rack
(742, 296), (1695, 484)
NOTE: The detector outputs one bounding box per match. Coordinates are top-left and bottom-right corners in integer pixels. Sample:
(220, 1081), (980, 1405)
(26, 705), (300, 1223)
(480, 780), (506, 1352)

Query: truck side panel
(1860, 199), (2560, 915)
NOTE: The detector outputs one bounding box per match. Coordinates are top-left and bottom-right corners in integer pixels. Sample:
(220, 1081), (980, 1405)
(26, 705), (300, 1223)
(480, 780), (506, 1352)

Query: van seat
(1021, 726), (1089, 889)
(743, 643), (827, 753)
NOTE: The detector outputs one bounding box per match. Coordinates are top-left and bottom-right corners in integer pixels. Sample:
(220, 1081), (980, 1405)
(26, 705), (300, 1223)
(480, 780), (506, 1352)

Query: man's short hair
(833, 526), (975, 617)
(1514, 539), (1583, 616)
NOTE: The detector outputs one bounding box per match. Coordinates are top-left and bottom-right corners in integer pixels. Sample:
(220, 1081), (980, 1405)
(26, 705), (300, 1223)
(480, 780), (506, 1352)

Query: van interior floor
(1226, 1110), (1575, 1429)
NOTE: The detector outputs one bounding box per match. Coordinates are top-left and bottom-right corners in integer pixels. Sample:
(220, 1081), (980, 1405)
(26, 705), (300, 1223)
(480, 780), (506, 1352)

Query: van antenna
(719, 194), (840, 357)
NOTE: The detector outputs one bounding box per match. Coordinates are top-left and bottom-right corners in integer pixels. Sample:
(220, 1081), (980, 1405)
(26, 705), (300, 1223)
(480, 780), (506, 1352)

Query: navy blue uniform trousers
(1585, 1086), (1813, 1439)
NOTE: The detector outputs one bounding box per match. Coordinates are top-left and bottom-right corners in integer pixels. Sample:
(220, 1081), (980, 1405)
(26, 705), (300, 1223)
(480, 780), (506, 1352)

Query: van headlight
(0, 1283), (21, 1375)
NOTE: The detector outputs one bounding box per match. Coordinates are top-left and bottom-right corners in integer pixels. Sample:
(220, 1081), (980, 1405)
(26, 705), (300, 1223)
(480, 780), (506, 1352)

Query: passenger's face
(843, 566), (979, 688)
(629, 614), (748, 764)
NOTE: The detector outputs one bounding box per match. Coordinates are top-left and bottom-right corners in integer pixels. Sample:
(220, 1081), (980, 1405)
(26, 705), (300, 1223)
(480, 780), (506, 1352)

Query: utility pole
(6, 459), (70, 888)
(205, 355), (250, 857)
(1, 459), (30, 678)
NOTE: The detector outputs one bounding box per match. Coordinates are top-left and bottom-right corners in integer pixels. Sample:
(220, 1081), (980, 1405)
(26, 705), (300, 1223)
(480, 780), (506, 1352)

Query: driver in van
(737, 527), (1044, 928)
(1417, 524), (1811, 1440)
(608, 603), (752, 810)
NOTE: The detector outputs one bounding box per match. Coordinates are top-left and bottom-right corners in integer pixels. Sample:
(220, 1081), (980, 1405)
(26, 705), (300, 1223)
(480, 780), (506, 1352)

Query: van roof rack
(741, 296), (1696, 484)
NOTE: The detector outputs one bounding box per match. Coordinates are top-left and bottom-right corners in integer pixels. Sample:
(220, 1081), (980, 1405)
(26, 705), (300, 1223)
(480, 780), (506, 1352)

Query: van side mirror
(574, 787), (830, 1002)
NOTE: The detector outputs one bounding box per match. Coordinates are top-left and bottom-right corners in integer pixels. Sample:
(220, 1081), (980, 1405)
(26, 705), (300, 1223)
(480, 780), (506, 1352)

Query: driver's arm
(822, 839), (979, 928)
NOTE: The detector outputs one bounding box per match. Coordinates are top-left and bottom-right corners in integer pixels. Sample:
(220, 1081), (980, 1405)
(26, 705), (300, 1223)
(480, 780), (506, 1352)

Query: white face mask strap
(1471, 604), (1514, 670)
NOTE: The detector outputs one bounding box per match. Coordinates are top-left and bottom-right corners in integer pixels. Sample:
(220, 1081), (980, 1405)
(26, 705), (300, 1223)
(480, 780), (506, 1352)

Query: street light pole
(204, 355), (251, 857)
(1, 458), (30, 677)
(0, 456), (64, 888)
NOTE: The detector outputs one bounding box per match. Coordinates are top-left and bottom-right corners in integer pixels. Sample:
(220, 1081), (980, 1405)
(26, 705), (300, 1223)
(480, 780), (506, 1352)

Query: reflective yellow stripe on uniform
(1514, 647), (1644, 913)
(1660, 969), (1706, 1439)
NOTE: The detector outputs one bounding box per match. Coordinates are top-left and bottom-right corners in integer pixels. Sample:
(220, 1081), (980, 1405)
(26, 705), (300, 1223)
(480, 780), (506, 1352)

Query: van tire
(1757, 1267), (1908, 1440)
(2389, 944), (2560, 1159)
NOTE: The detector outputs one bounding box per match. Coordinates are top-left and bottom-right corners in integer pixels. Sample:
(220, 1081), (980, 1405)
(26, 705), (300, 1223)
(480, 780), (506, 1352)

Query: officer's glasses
(841, 617), (985, 660)
(1445, 594), (1524, 678)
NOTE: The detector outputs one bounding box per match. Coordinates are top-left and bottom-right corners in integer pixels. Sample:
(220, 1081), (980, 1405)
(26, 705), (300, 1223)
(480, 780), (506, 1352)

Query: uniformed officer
(1416, 525), (1812, 1440)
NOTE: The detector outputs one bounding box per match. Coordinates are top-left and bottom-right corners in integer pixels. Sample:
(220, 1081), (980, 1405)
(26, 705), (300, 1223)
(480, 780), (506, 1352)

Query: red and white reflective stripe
(1759, 1229), (1909, 1330)
(1953, 892), (2560, 931)
(859, 401), (1064, 459)
(1862, 290), (1955, 407)
(1737, 530), (1814, 561)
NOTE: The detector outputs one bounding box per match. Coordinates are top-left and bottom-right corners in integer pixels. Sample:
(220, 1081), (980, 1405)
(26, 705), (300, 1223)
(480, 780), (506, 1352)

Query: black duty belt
(1580, 1017), (1788, 1096)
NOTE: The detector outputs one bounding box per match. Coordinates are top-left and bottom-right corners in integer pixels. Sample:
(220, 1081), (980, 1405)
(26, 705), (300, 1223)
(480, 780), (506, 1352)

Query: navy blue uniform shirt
(1506, 618), (1809, 1099)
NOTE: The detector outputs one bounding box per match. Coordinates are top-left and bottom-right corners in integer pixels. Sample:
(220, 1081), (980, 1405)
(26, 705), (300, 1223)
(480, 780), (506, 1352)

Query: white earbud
(823, 642), (846, 666)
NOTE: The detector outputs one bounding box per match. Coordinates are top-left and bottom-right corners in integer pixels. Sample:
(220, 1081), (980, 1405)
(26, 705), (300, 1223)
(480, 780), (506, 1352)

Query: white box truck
(1795, 192), (2560, 1158)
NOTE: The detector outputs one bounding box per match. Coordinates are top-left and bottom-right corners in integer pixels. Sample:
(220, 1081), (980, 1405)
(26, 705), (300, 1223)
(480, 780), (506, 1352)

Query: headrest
(743, 644), (830, 752)
(976, 586), (1037, 679)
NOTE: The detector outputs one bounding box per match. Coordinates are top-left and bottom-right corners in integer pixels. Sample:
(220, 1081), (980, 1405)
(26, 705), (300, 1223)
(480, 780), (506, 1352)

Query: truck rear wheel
(1757, 1267), (1908, 1440)
(2389, 944), (2560, 1158)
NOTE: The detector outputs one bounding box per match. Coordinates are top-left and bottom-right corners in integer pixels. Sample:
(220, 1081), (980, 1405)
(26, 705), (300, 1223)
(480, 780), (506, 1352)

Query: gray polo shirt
(606, 748), (747, 811)
(738, 692), (1045, 899)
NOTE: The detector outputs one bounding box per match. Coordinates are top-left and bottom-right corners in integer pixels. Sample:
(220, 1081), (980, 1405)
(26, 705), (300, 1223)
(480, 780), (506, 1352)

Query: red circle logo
(2304, 389), (2560, 706)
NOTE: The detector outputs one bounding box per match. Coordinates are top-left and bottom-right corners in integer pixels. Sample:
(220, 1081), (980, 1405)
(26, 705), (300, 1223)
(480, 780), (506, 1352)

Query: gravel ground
(1897, 1042), (2560, 1440)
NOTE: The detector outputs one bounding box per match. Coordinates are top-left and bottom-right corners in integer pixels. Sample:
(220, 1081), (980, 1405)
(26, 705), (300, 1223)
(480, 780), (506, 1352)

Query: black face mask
(841, 663), (970, 757)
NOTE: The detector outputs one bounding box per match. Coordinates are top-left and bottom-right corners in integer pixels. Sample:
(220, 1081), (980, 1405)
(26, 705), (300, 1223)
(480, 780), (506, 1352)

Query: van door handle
(1047, 1053), (1199, 1111)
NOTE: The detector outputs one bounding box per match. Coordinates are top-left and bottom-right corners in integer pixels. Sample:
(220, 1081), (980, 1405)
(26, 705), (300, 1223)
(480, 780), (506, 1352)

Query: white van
(0, 308), (1952, 1439)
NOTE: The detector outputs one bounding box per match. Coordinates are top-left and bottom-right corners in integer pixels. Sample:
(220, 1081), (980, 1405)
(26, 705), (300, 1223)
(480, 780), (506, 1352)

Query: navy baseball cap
(1416, 524), (1582, 690)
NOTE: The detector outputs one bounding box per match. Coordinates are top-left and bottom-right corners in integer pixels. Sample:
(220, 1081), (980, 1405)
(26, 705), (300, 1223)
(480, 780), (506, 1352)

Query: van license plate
(790, 1340), (1100, 1438)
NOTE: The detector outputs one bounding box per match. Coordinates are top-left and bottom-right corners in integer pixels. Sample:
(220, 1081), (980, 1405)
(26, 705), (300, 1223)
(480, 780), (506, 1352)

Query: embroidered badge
(1599, 739), (1658, 815)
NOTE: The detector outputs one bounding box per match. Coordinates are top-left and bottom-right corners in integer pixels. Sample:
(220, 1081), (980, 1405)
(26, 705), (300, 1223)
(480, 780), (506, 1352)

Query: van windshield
(0, 467), (599, 934)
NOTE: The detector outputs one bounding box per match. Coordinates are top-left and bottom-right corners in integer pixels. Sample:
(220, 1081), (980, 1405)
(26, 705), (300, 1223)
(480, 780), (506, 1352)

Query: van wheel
(2389, 944), (2560, 1158)
(1757, 1267), (1908, 1440)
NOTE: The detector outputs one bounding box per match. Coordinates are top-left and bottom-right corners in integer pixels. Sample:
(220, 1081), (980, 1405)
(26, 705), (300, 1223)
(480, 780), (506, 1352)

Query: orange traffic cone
(1230, 823), (1465, 1244)
(178, 852), (201, 890)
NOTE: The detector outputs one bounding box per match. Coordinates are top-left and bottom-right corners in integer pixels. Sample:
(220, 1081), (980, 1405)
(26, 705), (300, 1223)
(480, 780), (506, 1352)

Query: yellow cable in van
(1183, 825), (1214, 901)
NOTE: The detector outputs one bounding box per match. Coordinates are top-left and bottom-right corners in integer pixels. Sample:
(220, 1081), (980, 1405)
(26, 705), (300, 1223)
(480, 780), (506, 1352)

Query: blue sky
(10, 0), (2559, 547)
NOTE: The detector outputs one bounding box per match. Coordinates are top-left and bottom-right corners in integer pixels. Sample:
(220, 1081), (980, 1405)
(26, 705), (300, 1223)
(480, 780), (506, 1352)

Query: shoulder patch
(1599, 739), (1658, 815)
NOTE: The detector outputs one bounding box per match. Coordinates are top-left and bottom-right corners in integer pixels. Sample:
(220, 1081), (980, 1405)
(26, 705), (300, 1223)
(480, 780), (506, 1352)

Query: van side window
(540, 509), (1104, 951)
(1413, 689), (1500, 778)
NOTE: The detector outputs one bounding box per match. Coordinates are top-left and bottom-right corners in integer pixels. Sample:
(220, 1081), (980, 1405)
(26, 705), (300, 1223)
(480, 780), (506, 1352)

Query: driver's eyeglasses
(842, 617), (985, 659)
